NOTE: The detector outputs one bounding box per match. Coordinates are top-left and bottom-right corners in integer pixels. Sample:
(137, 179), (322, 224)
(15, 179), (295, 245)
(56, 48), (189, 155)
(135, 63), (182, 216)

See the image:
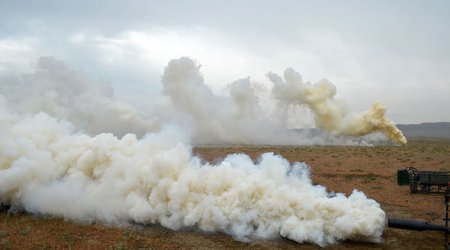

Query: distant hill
(397, 122), (450, 139)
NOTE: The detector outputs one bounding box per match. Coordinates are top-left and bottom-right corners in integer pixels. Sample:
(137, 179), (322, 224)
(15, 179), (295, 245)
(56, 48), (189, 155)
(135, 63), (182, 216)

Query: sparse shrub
(0, 239), (11, 249)
(363, 175), (377, 183)
(19, 226), (31, 236)
(115, 240), (128, 250)
(40, 244), (51, 250)
(123, 229), (135, 240)
(0, 230), (8, 237)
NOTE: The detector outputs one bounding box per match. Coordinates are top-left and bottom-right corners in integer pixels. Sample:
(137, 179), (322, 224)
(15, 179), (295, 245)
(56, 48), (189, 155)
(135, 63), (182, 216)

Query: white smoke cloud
(162, 57), (405, 145)
(0, 101), (385, 246)
(0, 56), (405, 145)
(0, 57), (157, 137)
(0, 56), (399, 246)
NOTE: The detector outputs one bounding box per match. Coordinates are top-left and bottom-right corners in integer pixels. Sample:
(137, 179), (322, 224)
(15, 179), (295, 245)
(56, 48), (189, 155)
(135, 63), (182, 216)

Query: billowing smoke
(0, 56), (396, 246)
(0, 57), (157, 137)
(162, 57), (406, 145)
(0, 100), (385, 246)
(161, 57), (291, 144)
(0, 56), (406, 145)
(268, 68), (407, 145)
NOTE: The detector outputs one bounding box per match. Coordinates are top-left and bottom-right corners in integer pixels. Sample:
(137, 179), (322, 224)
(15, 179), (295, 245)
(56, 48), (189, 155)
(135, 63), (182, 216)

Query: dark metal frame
(446, 193), (449, 249)
(388, 193), (449, 249)
(407, 167), (450, 194)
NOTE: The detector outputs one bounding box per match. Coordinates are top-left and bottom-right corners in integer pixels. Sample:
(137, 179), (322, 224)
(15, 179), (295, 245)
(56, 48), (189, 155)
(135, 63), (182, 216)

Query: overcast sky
(1, 0), (449, 124)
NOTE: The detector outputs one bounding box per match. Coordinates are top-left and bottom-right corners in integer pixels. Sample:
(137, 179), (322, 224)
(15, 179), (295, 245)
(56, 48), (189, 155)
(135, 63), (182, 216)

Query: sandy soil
(1, 139), (449, 249)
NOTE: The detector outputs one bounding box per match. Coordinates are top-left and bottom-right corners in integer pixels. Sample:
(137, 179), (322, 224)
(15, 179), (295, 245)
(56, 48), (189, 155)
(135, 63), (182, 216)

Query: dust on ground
(1, 139), (449, 249)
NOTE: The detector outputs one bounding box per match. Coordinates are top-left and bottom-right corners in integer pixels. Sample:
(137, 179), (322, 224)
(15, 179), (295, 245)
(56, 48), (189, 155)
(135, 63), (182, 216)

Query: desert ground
(1, 139), (449, 249)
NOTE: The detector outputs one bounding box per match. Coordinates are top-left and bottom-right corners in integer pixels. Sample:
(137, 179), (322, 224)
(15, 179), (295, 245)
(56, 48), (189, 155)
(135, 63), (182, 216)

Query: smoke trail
(0, 101), (385, 246)
(268, 68), (407, 145)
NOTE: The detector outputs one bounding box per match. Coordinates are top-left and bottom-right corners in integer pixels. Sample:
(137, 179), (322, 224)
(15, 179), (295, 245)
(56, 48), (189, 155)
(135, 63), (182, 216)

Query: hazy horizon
(1, 0), (449, 124)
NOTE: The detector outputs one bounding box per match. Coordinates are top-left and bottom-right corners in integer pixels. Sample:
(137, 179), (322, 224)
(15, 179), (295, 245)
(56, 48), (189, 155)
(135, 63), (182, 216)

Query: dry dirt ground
(1, 139), (450, 249)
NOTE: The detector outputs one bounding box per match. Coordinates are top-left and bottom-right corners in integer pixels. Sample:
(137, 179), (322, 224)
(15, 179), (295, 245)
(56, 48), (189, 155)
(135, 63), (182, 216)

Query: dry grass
(0, 139), (449, 249)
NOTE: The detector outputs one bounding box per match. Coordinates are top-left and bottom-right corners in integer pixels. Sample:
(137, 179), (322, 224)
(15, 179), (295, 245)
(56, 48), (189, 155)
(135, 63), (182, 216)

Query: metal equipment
(397, 167), (450, 194)
(388, 193), (450, 249)
(394, 168), (450, 248)
(388, 218), (449, 233)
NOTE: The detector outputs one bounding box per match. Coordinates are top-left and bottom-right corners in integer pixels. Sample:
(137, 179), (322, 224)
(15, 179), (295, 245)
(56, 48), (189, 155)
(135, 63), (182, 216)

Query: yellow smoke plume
(269, 68), (407, 145)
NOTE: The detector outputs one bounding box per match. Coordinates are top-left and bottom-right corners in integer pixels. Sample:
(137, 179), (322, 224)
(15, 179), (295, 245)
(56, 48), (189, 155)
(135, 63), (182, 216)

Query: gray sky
(1, 0), (449, 123)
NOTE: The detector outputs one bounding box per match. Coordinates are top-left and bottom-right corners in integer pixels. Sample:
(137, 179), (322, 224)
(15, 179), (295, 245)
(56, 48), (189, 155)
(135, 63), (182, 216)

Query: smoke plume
(0, 57), (157, 137)
(0, 56), (406, 145)
(162, 57), (406, 145)
(268, 68), (407, 145)
(0, 100), (385, 246)
(0, 56), (398, 246)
